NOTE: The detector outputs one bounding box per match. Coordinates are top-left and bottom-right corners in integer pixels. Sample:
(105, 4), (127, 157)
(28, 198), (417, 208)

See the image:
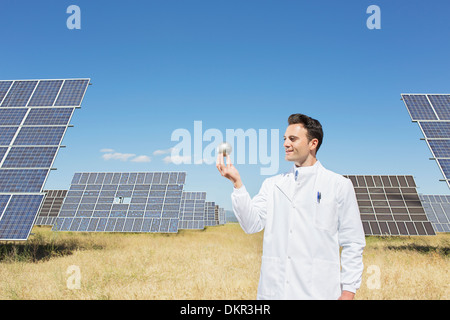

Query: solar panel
(34, 190), (67, 226)
(427, 95), (450, 120)
(402, 93), (450, 188)
(53, 172), (185, 233)
(0, 78), (90, 241)
(204, 201), (219, 226)
(0, 127), (18, 145)
(218, 207), (226, 224)
(178, 192), (206, 230)
(0, 194), (44, 240)
(345, 175), (435, 236)
(419, 195), (450, 233)
(14, 127), (66, 146)
(402, 94), (437, 121)
(1, 80), (38, 107)
(0, 81), (13, 103)
(0, 109), (27, 125)
(27, 80), (63, 107)
(54, 79), (90, 106)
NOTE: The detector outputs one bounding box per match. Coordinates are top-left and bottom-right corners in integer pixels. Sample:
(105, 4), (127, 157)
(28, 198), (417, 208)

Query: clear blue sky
(2, 0), (450, 210)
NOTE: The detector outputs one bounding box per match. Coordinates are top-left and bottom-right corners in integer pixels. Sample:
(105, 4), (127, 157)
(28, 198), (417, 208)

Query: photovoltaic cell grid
(205, 201), (220, 227)
(52, 172), (186, 233)
(35, 190), (67, 226)
(402, 94), (450, 188)
(419, 195), (450, 233)
(345, 175), (435, 236)
(0, 78), (90, 240)
(178, 192), (206, 230)
(218, 207), (226, 225)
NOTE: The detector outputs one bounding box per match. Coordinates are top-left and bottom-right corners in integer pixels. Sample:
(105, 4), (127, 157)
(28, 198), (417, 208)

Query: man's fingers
(216, 154), (223, 175)
(226, 154), (233, 167)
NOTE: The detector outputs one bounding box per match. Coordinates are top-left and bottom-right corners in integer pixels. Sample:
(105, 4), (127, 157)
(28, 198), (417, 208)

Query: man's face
(283, 124), (318, 166)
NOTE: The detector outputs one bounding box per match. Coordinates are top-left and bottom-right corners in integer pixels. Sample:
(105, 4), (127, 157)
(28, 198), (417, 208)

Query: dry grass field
(0, 223), (448, 300)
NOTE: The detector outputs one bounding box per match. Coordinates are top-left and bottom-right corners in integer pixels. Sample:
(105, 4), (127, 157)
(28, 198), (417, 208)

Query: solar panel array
(0, 79), (89, 240)
(50, 172), (227, 233)
(34, 190), (67, 226)
(345, 175), (435, 235)
(419, 195), (450, 233)
(53, 172), (186, 233)
(402, 94), (450, 188)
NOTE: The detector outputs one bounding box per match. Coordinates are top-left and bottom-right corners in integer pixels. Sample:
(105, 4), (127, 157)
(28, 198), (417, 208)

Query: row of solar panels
(0, 78), (449, 240)
(33, 174), (449, 236)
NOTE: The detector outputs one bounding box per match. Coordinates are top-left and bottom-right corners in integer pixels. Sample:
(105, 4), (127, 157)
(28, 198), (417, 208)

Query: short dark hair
(288, 114), (323, 153)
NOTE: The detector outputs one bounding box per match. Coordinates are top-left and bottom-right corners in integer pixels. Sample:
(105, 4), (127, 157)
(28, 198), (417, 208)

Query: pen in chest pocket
(317, 191), (321, 204)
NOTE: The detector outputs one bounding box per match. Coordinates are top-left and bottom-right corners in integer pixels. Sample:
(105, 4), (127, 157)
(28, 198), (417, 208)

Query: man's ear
(309, 138), (319, 152)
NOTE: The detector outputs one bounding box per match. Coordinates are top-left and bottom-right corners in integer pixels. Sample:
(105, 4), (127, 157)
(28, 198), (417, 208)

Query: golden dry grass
(0, 223), (448, 300)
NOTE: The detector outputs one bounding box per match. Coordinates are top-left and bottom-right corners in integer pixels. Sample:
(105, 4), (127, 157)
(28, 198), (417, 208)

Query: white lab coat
(231, 161), (365, 300)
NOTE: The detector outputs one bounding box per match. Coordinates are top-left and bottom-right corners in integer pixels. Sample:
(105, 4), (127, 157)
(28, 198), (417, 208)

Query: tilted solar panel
(34, 190), (67, 226)
(419, 194), (450, 233)
(178, 191), (206, 230)
(345, 175), (435, 236)
(0, 78), (90, 241)
(53, 172), (185, 233)
(402, 93), (450, 188)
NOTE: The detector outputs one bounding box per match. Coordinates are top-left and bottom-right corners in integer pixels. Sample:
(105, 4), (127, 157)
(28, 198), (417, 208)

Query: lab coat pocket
(315, 200), (338, 233)
(258, 256), (282, 299)
(312, 258), (341, 300)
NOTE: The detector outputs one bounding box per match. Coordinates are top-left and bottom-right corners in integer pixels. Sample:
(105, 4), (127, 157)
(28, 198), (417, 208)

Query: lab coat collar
(275, 160), (323, 203)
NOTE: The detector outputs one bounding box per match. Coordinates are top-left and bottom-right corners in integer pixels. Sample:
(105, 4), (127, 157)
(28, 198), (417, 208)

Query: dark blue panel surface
(14, 127), (66, 146)
(23, 108), (74, 125)
(0, 81), (13, 104)
(403, 94), (437, 121)
(428, 140), (450, 158)
(54, 79), (89, 106)
(427, 95), (450, 120)
(1, 81), (38, 108)
(0, 194), (44, 240)
(27, 80), (63, 107)
(2, 147), (58, 168)
(420, 122), (450, 139)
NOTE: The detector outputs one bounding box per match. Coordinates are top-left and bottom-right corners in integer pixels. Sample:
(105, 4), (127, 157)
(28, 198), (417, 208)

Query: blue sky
(1, 0), (450, 210)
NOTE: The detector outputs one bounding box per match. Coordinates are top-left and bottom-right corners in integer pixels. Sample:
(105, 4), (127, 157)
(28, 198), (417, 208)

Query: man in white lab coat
(217, 114), (365, 300)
